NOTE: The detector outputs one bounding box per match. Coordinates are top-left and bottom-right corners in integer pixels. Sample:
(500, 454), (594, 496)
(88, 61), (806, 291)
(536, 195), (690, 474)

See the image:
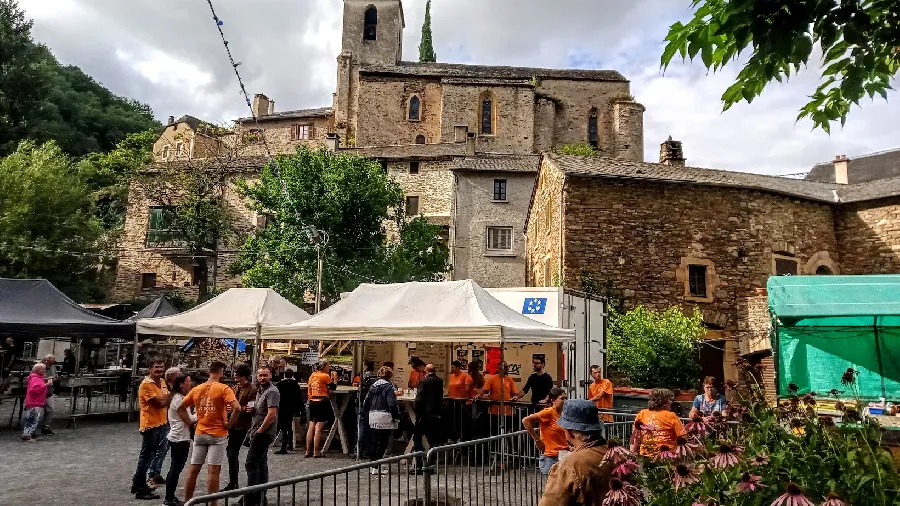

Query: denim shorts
(539, 454), (559, 475)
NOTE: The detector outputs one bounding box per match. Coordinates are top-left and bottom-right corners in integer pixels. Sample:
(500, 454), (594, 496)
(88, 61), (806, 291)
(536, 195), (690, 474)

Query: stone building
(525, 141), (900, 386)
(113, 0), (647, 299)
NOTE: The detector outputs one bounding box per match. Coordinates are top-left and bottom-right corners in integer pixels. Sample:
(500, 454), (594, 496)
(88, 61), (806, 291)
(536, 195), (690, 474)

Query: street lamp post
(304, 225), (329, 314)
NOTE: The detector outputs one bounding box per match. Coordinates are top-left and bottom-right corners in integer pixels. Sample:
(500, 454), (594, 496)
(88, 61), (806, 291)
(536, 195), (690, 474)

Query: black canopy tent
(129, 296), (179, 321)
(0, 278), (135, 339)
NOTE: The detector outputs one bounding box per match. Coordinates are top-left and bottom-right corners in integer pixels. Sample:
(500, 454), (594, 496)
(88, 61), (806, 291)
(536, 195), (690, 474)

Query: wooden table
(299, 384), (358, 455)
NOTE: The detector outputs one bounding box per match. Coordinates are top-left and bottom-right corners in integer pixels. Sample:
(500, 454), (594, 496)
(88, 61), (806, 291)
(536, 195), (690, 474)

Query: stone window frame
(415, 134), (426, 144)
(485, 226), (515, 256)
(161, 145), (171, 160)
(478, 90), (497, 136)
(409, 161), (420, 175)
(407, 95), (422, 122)
(175, 141), (184, 156)
(587, 108), (599, 148)
(405, 193), (422, 216)
(141, 273), (157, 290)
(290, 123), (314, 141)
(772, 253), (799, 276)
(492, 178), (508, 202)
(544, 196), (553, 236)
(363, 5), (378, 41)
(803, 251), (840, 275)
(676, 257), (720, 303)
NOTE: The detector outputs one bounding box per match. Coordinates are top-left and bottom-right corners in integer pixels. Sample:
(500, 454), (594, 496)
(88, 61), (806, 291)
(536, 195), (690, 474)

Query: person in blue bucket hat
(539, 399), (615, 506)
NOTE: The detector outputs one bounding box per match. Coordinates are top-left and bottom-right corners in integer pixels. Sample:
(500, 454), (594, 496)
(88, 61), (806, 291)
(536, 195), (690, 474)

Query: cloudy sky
(19, 0), (899, 175)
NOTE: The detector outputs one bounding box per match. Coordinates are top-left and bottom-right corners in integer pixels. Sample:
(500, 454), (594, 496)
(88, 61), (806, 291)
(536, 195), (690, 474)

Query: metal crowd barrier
(184, 453), (428, 506)
(65, 374), (138, 427)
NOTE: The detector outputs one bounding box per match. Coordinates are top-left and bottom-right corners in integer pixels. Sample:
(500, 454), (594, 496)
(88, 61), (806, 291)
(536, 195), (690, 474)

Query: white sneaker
(370, 467), (381, 475)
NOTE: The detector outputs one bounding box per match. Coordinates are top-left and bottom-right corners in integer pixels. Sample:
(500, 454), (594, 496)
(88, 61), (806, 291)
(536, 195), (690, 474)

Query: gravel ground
(0, 409), (542, 506)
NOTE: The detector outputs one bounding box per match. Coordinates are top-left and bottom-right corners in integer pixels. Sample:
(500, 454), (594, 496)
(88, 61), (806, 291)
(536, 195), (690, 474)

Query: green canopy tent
(769, 275), (900, 400)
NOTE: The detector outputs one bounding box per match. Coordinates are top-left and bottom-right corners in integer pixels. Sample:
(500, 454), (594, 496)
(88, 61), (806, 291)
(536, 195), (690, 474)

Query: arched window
(480, 93), (494, 135)
(588, 108), (599, 148)
(408, 95), (421, 121)
(815, 265), (833, 275)
(415, 134), (426, 144)
(364, 6), (377, 41)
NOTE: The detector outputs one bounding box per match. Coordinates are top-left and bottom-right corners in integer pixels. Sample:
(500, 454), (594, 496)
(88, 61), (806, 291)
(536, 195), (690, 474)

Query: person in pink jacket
(22, 363), (52, 442)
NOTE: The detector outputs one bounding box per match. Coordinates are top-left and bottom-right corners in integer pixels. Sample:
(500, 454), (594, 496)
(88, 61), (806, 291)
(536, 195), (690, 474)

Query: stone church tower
(335, 0), (406, 143)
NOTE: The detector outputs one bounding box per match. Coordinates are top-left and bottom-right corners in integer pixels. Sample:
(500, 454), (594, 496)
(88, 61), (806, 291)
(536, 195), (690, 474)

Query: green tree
(230, 146), (450, 305)
(0, 0), (160, 156)
(0, 0), (47, 154)
(135, 154), (243, 302)
(607, 306), (705, 391)
(418, 0), (437, 63)
(661, 0), (900, 132)
(0, 141), (108, 300)
(77, 129), (156, 232)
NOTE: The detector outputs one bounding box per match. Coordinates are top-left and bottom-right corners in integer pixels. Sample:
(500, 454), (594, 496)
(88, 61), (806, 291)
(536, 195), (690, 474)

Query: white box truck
(484, 287), (607, 400)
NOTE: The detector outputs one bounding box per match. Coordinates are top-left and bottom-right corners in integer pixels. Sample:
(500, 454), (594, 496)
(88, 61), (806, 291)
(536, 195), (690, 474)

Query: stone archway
(803, 251), (840, 275)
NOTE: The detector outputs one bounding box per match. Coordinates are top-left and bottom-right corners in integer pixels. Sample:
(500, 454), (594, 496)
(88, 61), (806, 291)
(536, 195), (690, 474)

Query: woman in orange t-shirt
(447, 360), (473, 442)
(522, 387), (569, 475)
(630, 388), (686, 457)
(305, 361), (335, 458)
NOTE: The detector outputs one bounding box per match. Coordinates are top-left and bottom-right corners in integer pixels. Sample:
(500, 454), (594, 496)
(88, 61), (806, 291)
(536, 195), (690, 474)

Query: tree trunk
(197, 257), (210, 302)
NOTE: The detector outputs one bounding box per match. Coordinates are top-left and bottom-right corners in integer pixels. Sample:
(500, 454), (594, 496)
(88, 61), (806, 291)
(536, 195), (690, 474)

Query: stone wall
(112, 176), (258, 301)
(452, 171), (536, 287)
(355, 77), (443, 147)
(612, 101), (645, 162)
(440, 83), (535, 154)
(524, 159), (565, 287)
(388, 159), (454, 217)
(561, 177), (840, 330)
(534, 78), (631, 153)
(153, 124), (223, 162)
(235, 116), (332, 156)
(835, 197), (900, 274)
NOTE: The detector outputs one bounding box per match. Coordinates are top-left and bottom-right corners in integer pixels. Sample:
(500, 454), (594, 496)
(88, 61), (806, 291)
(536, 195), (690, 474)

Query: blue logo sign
(523, 298), (547, 315)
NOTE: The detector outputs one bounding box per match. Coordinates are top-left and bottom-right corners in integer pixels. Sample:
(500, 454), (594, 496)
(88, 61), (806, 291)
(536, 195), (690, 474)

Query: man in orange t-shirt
(587, 365), (614, 422)
(178, 361), (240, 505)
(481, 361), (518, 418)
(130, 358), (169, 500)
(407, 357), (426, 389)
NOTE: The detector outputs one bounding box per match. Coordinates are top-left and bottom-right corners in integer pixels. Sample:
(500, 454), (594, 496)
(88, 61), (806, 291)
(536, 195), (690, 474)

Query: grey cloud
(18, 0), (898, 173)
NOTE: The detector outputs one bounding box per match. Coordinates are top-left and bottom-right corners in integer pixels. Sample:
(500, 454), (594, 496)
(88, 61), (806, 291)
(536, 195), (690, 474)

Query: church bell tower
(341, 0), (405, 66)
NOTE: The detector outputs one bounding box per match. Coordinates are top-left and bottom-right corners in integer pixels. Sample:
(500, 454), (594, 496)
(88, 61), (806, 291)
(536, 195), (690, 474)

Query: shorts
(539, 454), (559, 475)
(307, 399), (333, 423)
(190, 434), (228, 466)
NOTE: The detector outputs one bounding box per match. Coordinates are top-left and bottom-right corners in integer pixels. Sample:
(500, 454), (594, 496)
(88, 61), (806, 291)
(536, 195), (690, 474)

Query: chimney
(324, 133), (341, 152)
(268, 100), (275, 116)
(251, 94), (271, 118)
(833, 154), (850, 184)
(454, 125), (469, 143)
(167, 116), (175, 126)
(465, 132), (477, 157)
(659, 136), (686, 167)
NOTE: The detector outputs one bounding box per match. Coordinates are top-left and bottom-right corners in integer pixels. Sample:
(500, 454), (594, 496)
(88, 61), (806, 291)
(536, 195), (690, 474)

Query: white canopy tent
(136, 288), (310, 372)
(261, 280), (575, 343)
(136, 288), (310, 339)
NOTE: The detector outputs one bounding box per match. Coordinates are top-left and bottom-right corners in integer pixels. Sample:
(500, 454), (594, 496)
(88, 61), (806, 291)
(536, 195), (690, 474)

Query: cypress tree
(418, 0), (436, 63)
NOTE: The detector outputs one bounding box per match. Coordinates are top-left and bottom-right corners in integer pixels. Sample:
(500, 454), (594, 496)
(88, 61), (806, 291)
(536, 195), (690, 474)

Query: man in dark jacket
(411, 364), (444, 472)
(275, 369), (303, 453)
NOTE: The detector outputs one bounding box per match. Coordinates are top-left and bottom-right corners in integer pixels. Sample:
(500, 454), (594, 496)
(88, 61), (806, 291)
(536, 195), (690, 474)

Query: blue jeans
(149, 434), (170, 478)
(539, 454), (559, 475)
(132, 423), (169, 491)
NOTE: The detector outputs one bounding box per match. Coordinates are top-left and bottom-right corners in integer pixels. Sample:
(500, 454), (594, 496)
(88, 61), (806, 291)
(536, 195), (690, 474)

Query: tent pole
(874, 317), (887, 400)
(251, 324), (261, 373)
(232, 338), (239, 377)
(74, 338), (83, 378)
(128, 332), (139, 422)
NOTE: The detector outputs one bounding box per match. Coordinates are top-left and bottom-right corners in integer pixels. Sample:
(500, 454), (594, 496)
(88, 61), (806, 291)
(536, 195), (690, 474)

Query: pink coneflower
(710, 442), (743, 469)
(602, 439), (633, 465)
(676, 435), (701, 458)
(820, 492), (848, 506)
(672, 463), (701, 490)
(771, 483), (814, 506)
(612, 459), (638, 478)
(656, 444), (678, 461)
(602, 478), (641, 506)
(750, 452), (770, 466)
(685, 416), (709, 436)
(736, 473), (765, 493)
